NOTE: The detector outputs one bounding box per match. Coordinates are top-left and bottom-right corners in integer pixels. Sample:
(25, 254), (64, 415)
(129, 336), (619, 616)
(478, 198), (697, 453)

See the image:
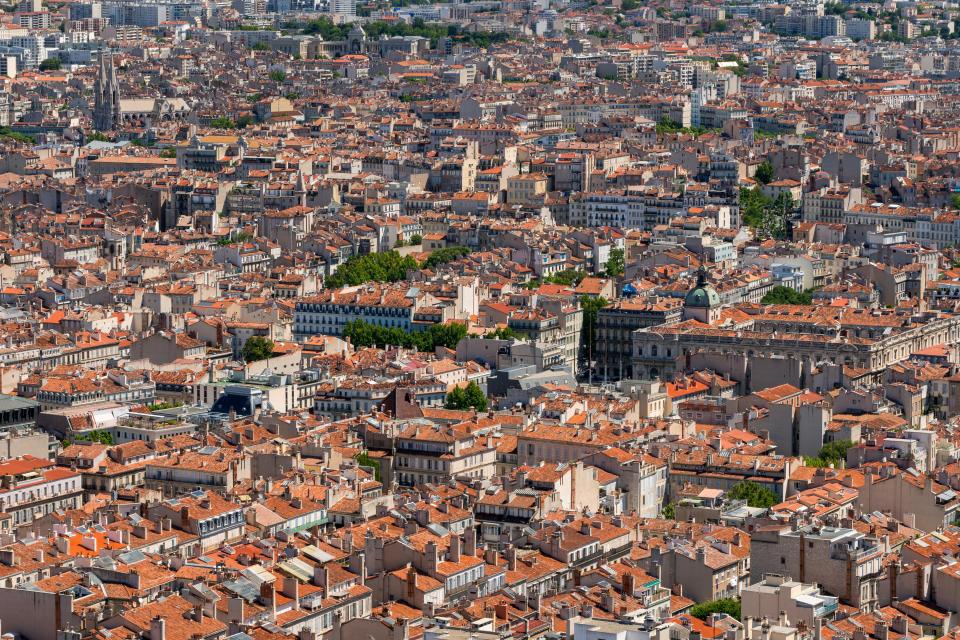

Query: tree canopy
(579, 295), (609, 373)
(67, 430), (114, 446)
(761, 286), (813, 305)
(805, 439), (855, 468)
(343, 319), (467, 352)
(324, 247), (472, 289)
(755, 161), (775, 185)
(662, 502), (676, 519)
(422, 246), (471, 269)
(210, 116), (236, 130)
(690, 599), (741, 621)
(727, 481), (779, 508)
(445, 381), (488, 412)
(300, 17), (512, 48)
(40, 57), (61, 71)
(605, 248), (625, 277)
(325, 251), (419, 288)
(485, 326), (518, 340)
(740, 187), (793, 239)
(242, 336), (275, 362)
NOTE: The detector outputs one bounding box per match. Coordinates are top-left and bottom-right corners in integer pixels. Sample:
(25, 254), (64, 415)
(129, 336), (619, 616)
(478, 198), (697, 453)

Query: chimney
(150, 617), (166, 640)
(420, 539), (438, 573)
(891, 616), (908, 634)
(450, 536), (461, 563)
(875, 622), (888, 640)
(228, 597), (245, 624)
(601, 592), (615, 612)
(506, 546), (517, 571)
(407, 567), (417, 599)
(283, 577), (299, 610)
(622, 572), (634, 596)
(259, 581), (276, 619)
(313, 565), (328, 588)
(464, 526), (477, 556)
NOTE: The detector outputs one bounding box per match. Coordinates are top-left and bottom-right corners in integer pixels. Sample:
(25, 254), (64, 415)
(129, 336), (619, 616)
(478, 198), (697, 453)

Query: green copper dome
(684, 266), (720, 308)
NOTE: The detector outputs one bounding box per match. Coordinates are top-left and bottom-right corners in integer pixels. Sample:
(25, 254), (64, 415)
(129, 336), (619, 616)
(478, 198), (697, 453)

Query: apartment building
(394, 423), (495, 486)
(750, 524), (885, 611)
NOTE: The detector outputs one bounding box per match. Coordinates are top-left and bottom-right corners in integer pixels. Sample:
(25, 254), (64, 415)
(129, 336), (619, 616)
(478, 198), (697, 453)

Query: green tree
(342, 319), (467, 352)
(712, 19), (727, 32)
(761, 286), (813, 305)
(805, 440), (854, 468)
(466, 381), (488, 411)
(210, 116), (236, 129)
(237, 115), (255, 128)
(740, 186), (769, 228)
(39, 57), (61, 71)
(159, 147), (177, 158)
(656, 117), (684, 135)
(951, 193), (960, 210)
(690, 599), (740, 621)
(0, 127), (35, 144)
(445, 381), (487, 411)
(542, 269), (588, 286)
(269, 69), (286, 82)
(250, 41), (271, 50)
(242, 336), (275, 362)
(605, 248), (625, 277)
(662, 502), (676, 519)
(579, 295), (609, 374)
(727, 481), (779, 508)
(755, 161), (775, 185)
(74, 430), (114, 445)
(422, 246), (471, 269)
(87, 131), (109, 142)
(485, 326), (517, 340)
(325, 251), (420, 288)
(445, 386), (467, 409)
(409, 233), (422, 245)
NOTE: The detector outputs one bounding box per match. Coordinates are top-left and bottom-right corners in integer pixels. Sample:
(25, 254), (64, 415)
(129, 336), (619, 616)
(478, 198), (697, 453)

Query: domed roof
(684, 266), (720, 308)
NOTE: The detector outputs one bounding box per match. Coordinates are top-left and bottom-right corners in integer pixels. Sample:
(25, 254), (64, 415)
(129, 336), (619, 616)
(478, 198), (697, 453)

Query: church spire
(93, 51), (120, 132)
